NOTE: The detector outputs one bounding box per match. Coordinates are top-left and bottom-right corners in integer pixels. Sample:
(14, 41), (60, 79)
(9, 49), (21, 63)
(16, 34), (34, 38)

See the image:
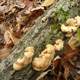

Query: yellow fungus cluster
(32, 39), (64, 71)
(54, 39), (64, 51)
(32, 44), (55, 71)
(61, 16), (80, 37)
(13, 47), (34, 70)
(13, 39), (64, 71)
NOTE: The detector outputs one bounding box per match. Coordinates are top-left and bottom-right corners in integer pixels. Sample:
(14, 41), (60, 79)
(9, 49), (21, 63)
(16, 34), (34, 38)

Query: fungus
(54, 39), (64, 51)
(61, 16), (80, 35)
(32, 40), (64, 71)
(61, 24), (78, 33)
(66, 18), (76, 26)
(32, 46), (55, 71)
(75, 16), (80, 26)
(13, 47), (34, 70)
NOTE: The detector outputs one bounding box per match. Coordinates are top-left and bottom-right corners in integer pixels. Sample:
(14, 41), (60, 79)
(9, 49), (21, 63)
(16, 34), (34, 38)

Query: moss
(54, 8), (69, 23)
(44, 6), (71, 45)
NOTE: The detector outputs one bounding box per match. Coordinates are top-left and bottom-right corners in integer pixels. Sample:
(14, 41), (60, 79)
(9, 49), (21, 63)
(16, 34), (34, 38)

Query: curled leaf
(4, 30), (19, 47)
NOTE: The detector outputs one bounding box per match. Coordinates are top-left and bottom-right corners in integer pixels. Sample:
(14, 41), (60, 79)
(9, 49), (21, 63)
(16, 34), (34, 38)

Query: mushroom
(32, 44), (56, 71)
(54, 39), (64, 51)
(66, 18), (76, 26)
(32, 39), (64, 71)
(61, 16), (80, 38)
(75, 16), (80, 26)
(13, 47), (34, 70)
(61, 24), (78, 33)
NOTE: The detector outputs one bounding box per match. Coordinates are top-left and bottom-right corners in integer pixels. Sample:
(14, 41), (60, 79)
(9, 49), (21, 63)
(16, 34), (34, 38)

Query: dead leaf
(63, 64), (70, 79)
(22, 0), (36, 9)
(19, 6), (44, 27)
(4, 29), (19, 48)
(59, 44), (79, 61)
(57, 72), (65, 80)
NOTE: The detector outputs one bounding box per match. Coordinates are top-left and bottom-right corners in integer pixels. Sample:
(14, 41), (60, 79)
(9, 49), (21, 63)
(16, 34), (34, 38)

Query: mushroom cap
(46, 44), (54, 53)
(25, 47), (34, 53)
(75, 16), (80, 26)
(66, 18), (76, 26)
(24, 52), (34, 58)
(54, 39), (64, 51)
(32, 57), (52, 71)
(17, 58), (25, 63)
(46, 44), (53, 49)
(13, 62), (23, 70)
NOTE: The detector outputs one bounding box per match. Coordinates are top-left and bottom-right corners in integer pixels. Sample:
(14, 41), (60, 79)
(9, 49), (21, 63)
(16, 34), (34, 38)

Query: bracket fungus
(32, 44), (55, 71)
(54, 39), (64, 51)
(32, 39), (64, 71)
(13, 47), (34, 70)
(61, 16), (80, 37)
(61, 24), (78, 33)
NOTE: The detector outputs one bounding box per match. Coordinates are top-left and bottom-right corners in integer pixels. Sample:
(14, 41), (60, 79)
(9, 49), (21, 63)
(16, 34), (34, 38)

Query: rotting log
(0, 0), (79, 80)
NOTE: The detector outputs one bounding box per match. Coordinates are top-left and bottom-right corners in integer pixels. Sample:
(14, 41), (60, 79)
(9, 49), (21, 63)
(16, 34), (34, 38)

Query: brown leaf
(4, 29), (19, 48)
(63, 64), (70, 79)
(76, 76), (80, 80)
(57, 72), (65, 80)
(49, 44), (80, 80)
(22, 0), (36, 9)
(51, 58), (61, 68)
(61, 45), (79, 61)
(18, 6), (44, 27)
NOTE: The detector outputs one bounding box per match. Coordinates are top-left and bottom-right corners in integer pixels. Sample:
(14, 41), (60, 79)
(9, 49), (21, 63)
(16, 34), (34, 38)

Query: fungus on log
(0, 0), (79, 80)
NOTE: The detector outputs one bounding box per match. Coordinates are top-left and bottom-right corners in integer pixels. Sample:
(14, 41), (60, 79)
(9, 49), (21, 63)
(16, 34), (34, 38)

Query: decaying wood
(0, 0), (79, 80)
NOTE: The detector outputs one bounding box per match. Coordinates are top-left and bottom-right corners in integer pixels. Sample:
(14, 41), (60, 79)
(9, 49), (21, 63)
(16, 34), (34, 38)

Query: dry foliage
(37, 44), (80, 80)
(0, 0), (45, 60)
